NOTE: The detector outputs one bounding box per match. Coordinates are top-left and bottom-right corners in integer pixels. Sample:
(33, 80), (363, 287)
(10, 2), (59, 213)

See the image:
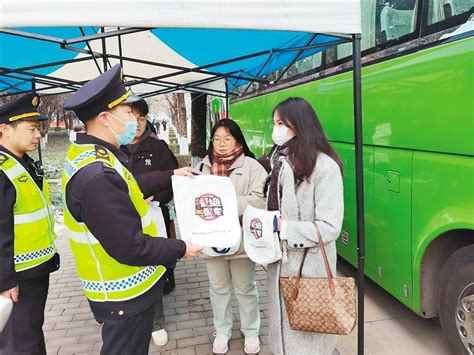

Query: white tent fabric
(1, 0), (361, 35)
(37, 30), (226, 95)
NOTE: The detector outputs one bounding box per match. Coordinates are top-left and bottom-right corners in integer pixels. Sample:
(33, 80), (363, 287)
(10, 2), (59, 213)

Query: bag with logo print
(243, 205), (282, 264)
(172, 175), (241, 250)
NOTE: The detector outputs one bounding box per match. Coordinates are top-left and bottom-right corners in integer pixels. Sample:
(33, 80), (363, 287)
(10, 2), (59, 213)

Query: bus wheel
(439, 244), (474, 355)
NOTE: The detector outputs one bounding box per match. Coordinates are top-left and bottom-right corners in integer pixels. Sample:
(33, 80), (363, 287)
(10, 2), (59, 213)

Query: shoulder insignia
(0, 153), (8, 166)
(94, 145), (110, 161)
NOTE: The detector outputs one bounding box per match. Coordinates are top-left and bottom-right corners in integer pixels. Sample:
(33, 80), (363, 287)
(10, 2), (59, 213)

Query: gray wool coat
(267, 153), (344, 355)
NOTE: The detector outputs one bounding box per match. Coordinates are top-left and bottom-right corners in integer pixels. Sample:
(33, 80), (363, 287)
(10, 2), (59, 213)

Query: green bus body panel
(230, 37), (474, 314)
(232, 37), (474, 156)
(411, 151), (474, 314)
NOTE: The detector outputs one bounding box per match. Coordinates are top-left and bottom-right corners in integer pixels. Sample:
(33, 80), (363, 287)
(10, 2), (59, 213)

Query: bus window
(234, 51), (322, 95)
(337, 0), (379, 59)
(378, 0), (418, 43)
(336, 0), (418, 60)
(427, 0), (474, 24)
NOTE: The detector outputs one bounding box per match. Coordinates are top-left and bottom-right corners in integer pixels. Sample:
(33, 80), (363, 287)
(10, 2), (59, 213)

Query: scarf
(265, 143), (298, 263)
(210, 146), (244, 177)
(266, 144), (290, 211)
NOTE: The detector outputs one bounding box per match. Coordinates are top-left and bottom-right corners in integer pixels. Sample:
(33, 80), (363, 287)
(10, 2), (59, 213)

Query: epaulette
(94, 145), (113, 166)
(0, 152), (9, 168)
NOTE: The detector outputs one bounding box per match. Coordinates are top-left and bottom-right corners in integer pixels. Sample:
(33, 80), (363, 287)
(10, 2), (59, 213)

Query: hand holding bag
(148, 201), (168, 238)
(0, 295), (13, 332)
(279, 223), (356, 335)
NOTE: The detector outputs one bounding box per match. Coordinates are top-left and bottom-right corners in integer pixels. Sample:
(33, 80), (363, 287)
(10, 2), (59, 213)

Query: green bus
(228, 1), (474, 353)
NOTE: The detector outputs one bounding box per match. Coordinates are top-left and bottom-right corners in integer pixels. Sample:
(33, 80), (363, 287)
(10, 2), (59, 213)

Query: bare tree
(0, 92), (21, 105)
(176, 93), (187, 137)
(39, 93), (78, 133)
(164, 93), (187, 137)
(190, 93), (207, 159)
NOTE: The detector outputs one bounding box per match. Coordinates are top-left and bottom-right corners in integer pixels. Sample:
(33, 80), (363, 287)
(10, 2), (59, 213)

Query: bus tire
(438, 244), (474, 355)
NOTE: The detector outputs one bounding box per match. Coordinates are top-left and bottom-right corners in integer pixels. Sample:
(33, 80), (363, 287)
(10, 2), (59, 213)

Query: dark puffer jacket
(122, 127), (179, 235)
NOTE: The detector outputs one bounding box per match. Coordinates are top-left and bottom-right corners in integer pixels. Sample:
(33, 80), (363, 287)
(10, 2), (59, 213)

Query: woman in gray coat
(266, 98), (344, 355)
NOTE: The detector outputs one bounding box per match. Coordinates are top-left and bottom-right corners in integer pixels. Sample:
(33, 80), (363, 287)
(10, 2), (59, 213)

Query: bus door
(373, 147), (414, 307)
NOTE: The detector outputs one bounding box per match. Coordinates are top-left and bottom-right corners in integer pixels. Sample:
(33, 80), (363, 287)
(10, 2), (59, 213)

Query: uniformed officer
(0, 93), (60, 355)
(61, 64), (202, 354)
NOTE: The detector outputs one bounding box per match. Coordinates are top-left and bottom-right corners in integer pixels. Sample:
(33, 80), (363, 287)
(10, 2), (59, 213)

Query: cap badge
(31, 96), (39, 108)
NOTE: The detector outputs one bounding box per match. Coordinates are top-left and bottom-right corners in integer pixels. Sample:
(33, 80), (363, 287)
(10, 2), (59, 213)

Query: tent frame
(0, 27), (365, 355)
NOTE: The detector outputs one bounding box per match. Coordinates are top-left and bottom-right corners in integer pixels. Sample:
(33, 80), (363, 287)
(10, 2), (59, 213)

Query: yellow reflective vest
(61, 143), (166, 302)
(0, 151), (56, 272)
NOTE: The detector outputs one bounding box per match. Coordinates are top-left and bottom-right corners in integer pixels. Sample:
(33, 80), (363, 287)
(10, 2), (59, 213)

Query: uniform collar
(0, 145), (34, 167)
(75, 133), (130, 165)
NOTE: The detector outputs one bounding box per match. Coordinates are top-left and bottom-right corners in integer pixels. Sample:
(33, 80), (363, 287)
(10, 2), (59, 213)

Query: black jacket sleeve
(0, 173), (18, 293)
(135, 169), (174, 200)
(151, 141), (179, 204)
(67, 163), (186, 269)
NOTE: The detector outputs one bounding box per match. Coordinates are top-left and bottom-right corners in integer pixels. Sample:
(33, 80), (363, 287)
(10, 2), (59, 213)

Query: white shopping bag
(243, 205), (282, 264)
(202, 242), (241, 257)
(172, 175), (241, 248)
(148, 201), (168, 238)
(0, 296), (13, 332)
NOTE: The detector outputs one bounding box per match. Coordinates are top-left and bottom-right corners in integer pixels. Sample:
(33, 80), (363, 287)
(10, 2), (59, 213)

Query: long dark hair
(273, 97), (343, 184)
(207, 119), (255, 163)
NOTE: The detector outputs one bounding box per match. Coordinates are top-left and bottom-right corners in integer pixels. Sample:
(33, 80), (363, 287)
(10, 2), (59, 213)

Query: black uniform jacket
(65, 134), (186, 318)
(121, 127), (179, 235)
(0, 145), (60, 293)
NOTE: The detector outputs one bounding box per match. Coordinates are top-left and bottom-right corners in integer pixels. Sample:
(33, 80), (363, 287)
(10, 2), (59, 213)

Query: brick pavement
(44, 229), (272, 355)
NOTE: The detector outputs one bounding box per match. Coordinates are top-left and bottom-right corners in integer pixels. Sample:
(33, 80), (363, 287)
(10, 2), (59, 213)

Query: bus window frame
(420, 0), (473, 37)
(325, 0), (424, 69)
(233, 0), (473, 100)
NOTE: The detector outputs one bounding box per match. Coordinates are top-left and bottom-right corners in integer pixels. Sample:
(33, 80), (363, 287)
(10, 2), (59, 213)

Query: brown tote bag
(279, 224), (357, 335)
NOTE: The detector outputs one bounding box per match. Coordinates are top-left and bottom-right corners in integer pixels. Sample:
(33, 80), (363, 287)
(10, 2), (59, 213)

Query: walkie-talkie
(34, 160), (45, 177)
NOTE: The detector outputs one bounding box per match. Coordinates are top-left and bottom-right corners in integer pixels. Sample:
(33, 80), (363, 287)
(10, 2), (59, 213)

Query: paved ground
(44, 228), (452, 354)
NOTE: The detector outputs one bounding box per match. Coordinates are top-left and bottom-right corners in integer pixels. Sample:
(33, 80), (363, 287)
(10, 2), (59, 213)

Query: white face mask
(272, 125), (292, 146)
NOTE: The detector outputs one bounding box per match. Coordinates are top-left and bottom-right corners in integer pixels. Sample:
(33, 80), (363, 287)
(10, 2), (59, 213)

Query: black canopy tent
(0, 2), (365, 352)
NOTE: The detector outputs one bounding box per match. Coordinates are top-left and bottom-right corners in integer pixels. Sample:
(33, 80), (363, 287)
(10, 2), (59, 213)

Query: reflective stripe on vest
(82, 265), (159, 293)
(15, 205), (50, 224)
(0, 151), (56, 272)
(14, 245), (56, 265)
(62, 143), (166, 302)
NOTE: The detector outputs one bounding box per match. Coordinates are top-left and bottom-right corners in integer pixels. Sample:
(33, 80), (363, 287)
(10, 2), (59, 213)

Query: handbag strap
(313, 223), (336, 296)
(290, 223), (336, 300)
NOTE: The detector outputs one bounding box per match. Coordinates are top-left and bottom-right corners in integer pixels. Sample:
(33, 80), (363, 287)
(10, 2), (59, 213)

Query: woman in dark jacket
(121, 99), (179, 347)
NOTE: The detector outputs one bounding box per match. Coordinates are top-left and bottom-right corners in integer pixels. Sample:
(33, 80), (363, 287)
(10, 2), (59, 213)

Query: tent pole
(117, 27), (124, 70)
(225, 80), (229, 119)
(32, 80), (43, 168)
(101, 27), (108, 72)
(352, 33), (365, 355)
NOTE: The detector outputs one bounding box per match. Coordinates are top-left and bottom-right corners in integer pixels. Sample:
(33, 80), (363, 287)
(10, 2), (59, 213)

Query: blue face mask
(108, 113), (138, 146)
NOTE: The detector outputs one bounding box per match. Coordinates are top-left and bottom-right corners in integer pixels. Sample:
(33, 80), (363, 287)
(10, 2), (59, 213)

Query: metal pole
(352, 34), (365, 355)
(225, 80), (229, 118)
(101, 27), (108, 72)
(117, 27), (124, 70)
(32, 81), (43, 168)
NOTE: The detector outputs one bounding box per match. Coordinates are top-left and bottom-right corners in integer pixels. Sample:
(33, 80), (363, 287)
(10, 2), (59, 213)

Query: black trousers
(95, 302), (155, 355)
(0, 274), (49, 355)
